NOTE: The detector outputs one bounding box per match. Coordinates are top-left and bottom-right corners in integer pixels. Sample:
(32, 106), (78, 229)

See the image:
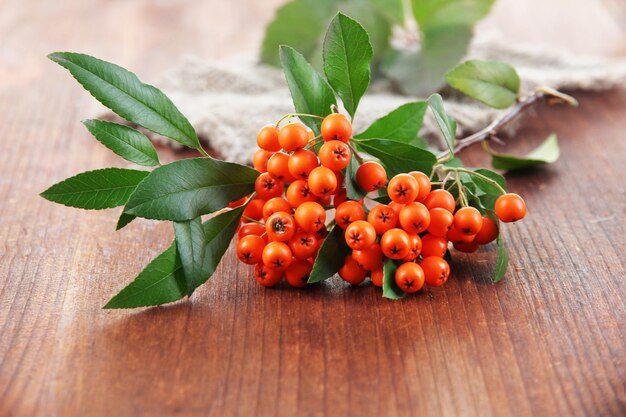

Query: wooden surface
(1, 1), (625, 416)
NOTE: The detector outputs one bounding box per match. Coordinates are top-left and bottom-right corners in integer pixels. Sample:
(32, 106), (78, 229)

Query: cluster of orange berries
(234, 113), (527, 293)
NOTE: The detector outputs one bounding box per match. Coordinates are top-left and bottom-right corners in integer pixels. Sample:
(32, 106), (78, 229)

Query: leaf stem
(446, 167), (507, 195)
(437, 87), (577, 159)
(275, 113), (324, 127)
(198, 147), (210, 158)
(347, 142), (365, 165)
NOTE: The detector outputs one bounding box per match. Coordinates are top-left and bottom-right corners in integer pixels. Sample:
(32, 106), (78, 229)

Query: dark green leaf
(279, 45), (337, 135)
(260, 0), (341, 67)
(82, 119), (160, 166)
(124, 158), (258, 221)
(323, 13), (372, 118)
(41, 168), (149, 210)
(470, 168), (506, 210)
(174, 205), (245, 295)
(48, 52), (201, 150)
(382, 258), (405, 299)
(308, 225), (350, 283)
(446, 59), (520, 108)
(355, 101), (427, 142)
(344, 152), (367, 200)
(115, 212), (136, 230)
(489, 134), (560, 171)
(427, 93), (456, 153)
(104, 241), (187, 309)
(353, 138), (437, 176)
(386, 25), (472, 96)
(494, 233), (508, 282)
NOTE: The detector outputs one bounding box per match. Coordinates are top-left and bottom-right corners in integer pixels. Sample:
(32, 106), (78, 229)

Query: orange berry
(308, 166), (337, 197)
(288, 149), (319, 180)
(267, 152), (296, 182)
(265, 211), (296, 242)
(453, 206), (483, 236)
(446, 227), (475, 245)
(473, 217), (498, 245)
(421, 234), (448, 258)
(252, 148), (272, 172)
(352, 243), (383, 271)
(242, 199), (265, 221)
(262, 197), (292, 221)
(338, 256), (367, 285)
(495, 193), (526, 222)
(254, 172), (284, 200)
(380, 228), (411, 260)
(399, 202), (430, 234)
(285, 259), (313, 288)
(289, 231), (318, 260)
(403, 234), (422, 261)
(344, 220), (377, 251)
(321, 113), (352, 142)
(335, 201), (365, 229)
(367, 204), (398, 234)
(286, 180), (317, 207)
(262, 241), (292, 271)
(421, 257), (450, 287)
(294, 201), (326, 233)
(453, 241), (480, 253)
(410, 171), (431, 202)
(257, 125), (281, 151)
(387, 174), (419, 204)
(319, 140), (351, 170)
(254, 263), (283, 287)
(278, 123), (309, 151)
(356, 161), (387, 192)
(427, 208), (454, 237)
(394, 262), (425, 293)
(236, 235), (265, 265)
(238, 222), (267, 241)
(424, 189), (456, 213)
(371, 266), (384, 287)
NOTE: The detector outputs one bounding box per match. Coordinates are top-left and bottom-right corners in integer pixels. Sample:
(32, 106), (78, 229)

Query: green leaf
(115, 212), (136, 230)
(489, 134), (560, 171)
(494, 233), (508, 282)
(279, 45), (337, 135)
(40, 168), (149, 210)
(260, 0), (341, 67)
(355, 101), (427, 142)
(323, 13), (372, 118)
(411, 0), (495, 31)
(103, 241), (187, 309)
(353, 138), (437, 176)
(427, 93), (456, 153)
(82, 119), (160, 166)
(124, 158), (258, 221)
(470, 168), (506, 210)
(308, 225), (351, 283)
(446, 59), (520, 109)
(386, 25), (472, 96)
(382, 258), (405, 299)
(344, 152), (367, 200)
(48, 52), (201, 150)
(174, 205), (245, 295)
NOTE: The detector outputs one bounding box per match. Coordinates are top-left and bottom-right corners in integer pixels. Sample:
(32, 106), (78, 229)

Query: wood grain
(0, 1), (625, 416)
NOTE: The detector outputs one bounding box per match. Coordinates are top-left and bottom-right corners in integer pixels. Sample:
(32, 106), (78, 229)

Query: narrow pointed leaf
(48, 52), (201, 150)
(446, 59), (520, 109)
(494, 233), (508, 282)
(308, 225), (350, 283)
(382, 258), (405, 299)
(489, 133), (560, 171)
(40, 168), (149, 210)
(82, 119), (160, 166)
(427, 93), (456, 153)
(174, 206), (246, 295)
(353, 138), (437, 176)
(124, 158), (258, 221)
(279, 45), (337, 135)
(323, 13), (372, 118)
(116, 212), (136, 230)
(355, 101), (427, 142)
(104, 241), (187, 309)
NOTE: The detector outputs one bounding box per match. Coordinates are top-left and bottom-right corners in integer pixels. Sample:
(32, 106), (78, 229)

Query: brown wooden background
(1, 1), (625, 416)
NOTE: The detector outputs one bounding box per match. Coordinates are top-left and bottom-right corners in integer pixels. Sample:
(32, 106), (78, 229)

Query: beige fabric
(114, 34), (626, 163)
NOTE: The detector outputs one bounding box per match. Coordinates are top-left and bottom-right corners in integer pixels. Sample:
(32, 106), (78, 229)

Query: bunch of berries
(234, 113), (527, 293)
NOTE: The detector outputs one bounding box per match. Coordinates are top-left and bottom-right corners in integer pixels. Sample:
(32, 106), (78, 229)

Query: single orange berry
(262, 197), (292, 221)
(262, 241), (292, 271)
(387, 174), (419, 204)
(352, 243), (383, 271)
(308, 166), (337, 197)
(473, 216), (498, 245)
(321, 113), (352, 142)
(371, 266), (384, 287)
(236, 235), (265, 265)
(267, 152), (296, 182)
(495, 193), (527, 222)
(421, 234), (449, 258)
(285, 259), (313, 288)
(279, 123), (309, 151)
(394, 262), (425, 293)
(423, 189), (456, 213)
(403, 234), (422, 261)
(399, 202), (430, 234)
(266, 211), (296, 242)
(380, 228), (411, 260)
(238, 222), (267, 241)
(421, 257), (450, 287)
(288, 149), (319, 180)
(252, 148), (272, 172)
(356, 161), (387, 192)
(288, 231), (318, 260)
(335, 200), (365, 229)
(255, 172), (284, 200)
(257, 125), (281, 151)
(242, 199), (265, 222)
(453, 206), (483, 236)
(446, 227), (475, 245)
(254, 263), (283, 287)
(367, 204), (398, 235)
(294, 201), (326, 233)
(286, 180), (317, 207)
(344, 220), (377, 251)
(427, 208), (454, 237)
(338, 256), (367, 285)
(319, 140), (351, 171)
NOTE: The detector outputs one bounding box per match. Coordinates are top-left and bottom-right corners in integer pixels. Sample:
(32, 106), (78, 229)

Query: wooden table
(1, 1), (624, 416)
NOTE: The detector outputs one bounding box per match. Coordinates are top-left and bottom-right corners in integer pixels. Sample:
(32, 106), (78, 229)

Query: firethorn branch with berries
(41, 13), (576, 308)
